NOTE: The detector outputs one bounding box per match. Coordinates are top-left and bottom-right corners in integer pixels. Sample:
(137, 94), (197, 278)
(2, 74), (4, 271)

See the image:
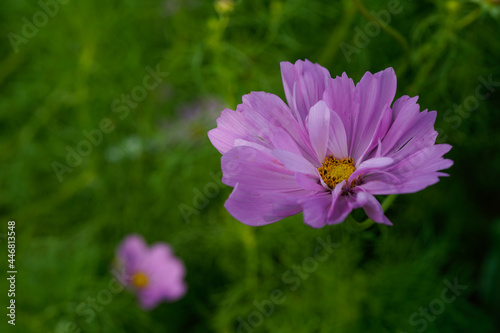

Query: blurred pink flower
(114, 234), (187, 310)
(160, 97), (224, 144)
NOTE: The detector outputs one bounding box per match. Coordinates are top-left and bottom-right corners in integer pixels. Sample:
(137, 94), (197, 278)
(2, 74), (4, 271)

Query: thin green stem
(381, 194), (398, 212)
(353, 0), (410, 73)
(319, 0), (357, 66)
(456, 7), (482, 30)
(346, 214), (375, 231)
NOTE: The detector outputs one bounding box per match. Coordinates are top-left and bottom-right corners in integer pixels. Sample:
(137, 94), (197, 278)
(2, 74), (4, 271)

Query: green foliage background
(1, 0), (499, 332)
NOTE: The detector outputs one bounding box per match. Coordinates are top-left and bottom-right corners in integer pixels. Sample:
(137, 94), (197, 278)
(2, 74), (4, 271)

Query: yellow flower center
(318, 156), (356, 189)
(131, 272), (149, 289)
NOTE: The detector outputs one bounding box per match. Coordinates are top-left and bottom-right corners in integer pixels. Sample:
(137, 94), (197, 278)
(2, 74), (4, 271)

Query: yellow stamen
(318, 156), (357, 189)
(131, 272), (149, 289)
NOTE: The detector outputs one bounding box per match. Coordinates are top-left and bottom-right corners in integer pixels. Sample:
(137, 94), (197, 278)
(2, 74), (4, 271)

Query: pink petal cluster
(114, 234), (187, 310)
(208, 60), (453, 227)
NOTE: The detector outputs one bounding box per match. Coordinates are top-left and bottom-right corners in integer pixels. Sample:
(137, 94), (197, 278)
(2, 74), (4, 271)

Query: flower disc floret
(131, 272), (149, 289)
(318, 156), (356, 189)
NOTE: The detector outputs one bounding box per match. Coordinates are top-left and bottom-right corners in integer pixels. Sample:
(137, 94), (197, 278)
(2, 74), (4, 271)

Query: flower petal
(328, 198), (353, 224)
(350, 68), (397, 161)
(208, 92), (304, 155)
(224, 184), (302, 226)
(222, 146), (300, 191)
(273, 149), (319, 176)
(301, 193), (333, 228)
(281, 59), (332, 125)
(348, 156), (394, 183)
(306, 100), (331, 163)
(360, 144), (453, 194)
(152, 255), (187, 300)
(356, 191), (392, 225)
(377, 95), (439, 162)
(327, 108), (349, 159)
(296, 173), (327, 192)
(267, 127), (303, 156)
(208, 108), (256, 155)
(118, 234), (148, 272)
(323, 72), (356, 149)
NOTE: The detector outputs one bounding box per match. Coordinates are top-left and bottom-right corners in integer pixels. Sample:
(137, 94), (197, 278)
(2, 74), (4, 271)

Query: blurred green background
(1, 0), (500, 332)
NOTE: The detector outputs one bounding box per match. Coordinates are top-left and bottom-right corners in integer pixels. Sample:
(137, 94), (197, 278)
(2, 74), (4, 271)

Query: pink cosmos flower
(208, 60), (453, 227)
(114, 234), (187, 310)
